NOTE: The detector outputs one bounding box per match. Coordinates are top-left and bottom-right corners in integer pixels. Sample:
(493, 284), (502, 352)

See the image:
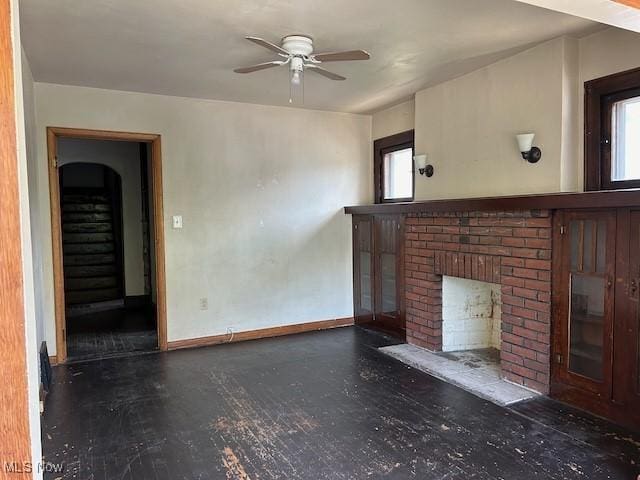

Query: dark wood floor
(42, 326), (640, 479)
(66, 305), (157, 361)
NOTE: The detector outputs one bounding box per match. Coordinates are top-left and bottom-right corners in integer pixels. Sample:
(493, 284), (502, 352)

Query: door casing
(47, 127), (168, 363)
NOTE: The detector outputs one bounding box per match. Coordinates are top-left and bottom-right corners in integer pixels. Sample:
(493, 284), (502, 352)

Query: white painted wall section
(414, 38), (567, 200)
(413, 31), (640, 199)
(32, 84), (372, 351)
(372, 99), (415, 140)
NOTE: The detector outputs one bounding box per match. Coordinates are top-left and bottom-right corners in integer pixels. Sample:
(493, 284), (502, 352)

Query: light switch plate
(199, 297), (208, 310)
(172, 215), (183, 229)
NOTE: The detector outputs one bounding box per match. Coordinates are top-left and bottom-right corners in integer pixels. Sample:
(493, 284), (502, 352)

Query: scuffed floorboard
(42, 327), (640, 479)
(66, 306), (157, 362)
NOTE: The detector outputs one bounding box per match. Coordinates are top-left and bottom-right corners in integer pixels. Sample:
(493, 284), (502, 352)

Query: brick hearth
(404, 210), (553, 393)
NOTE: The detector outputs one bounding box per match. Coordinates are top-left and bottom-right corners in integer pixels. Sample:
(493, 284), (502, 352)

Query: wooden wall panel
(613, 0), (640, 9)
(0, 0), (33, 475)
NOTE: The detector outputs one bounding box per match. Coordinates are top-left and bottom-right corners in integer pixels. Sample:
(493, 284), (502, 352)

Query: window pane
(383, 148), (413, 200)
(612, 96), (640, 181)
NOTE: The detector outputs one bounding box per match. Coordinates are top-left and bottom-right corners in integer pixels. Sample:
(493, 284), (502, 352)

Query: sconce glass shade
(516, 133), (535, 153)
(414, 154), (427, 170)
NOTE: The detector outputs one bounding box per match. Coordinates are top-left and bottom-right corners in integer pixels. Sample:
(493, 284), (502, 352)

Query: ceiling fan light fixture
(291, 69), (302, 86)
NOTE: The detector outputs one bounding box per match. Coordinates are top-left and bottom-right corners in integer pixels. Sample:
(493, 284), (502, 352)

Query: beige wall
(412, 30), (640, 200)
(560, 37), (580, 192)
(414, 37), (570, 200)
(21, 48), (46, 348)
(372, 99), (415, 140)
(57, 138), (146, 297)
(32, 83), (371, 351)
(576, 27), (640, 189)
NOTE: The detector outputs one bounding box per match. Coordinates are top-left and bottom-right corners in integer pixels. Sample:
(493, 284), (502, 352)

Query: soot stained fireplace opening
(442, 276), (502, 352)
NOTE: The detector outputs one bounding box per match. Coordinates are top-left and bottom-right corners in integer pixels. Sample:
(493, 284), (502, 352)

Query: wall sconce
(414, 154), (434, 177)
(516, 133), (542, 164)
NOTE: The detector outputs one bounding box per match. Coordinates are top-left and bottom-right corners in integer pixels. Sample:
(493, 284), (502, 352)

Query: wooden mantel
(344, 189), (640, 215)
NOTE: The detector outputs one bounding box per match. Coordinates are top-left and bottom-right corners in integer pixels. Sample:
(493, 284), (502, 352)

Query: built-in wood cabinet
(352, 214), (405, 340)
(346, 190), (640, 430)
(552, 209), (640, 430)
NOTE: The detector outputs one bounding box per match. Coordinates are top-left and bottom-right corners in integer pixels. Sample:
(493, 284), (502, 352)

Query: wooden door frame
(47, 127), (168, 362)
(1, 0), (33, 470)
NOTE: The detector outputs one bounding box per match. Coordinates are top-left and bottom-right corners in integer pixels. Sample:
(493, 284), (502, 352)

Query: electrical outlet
(199, 297), (208, 310)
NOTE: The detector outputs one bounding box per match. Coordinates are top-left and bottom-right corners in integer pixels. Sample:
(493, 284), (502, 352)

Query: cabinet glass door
(358, 220), (373, 313)
(373, 216), (405, 339)
(559, 212), (615, 394)
(568, 219), (608, 381)
(353, 216), (374, 322)
(629, 212), (640, 407)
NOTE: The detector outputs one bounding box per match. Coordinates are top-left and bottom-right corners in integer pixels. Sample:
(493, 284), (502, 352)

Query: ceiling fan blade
(245, 36), (289, 56)
(306, 65), (346, 81)
(311, 50), (370, 62)
(234, 61), (284, 74)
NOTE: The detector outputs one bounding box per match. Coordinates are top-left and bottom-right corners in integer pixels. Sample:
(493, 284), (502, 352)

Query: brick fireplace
(404, 210), (553, 394)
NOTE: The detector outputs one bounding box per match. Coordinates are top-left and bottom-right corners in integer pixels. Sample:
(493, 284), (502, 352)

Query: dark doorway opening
(59, 138), (158, 361)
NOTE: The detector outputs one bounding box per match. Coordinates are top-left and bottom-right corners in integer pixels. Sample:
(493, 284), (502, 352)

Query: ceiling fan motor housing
(281, 35), (314, 57)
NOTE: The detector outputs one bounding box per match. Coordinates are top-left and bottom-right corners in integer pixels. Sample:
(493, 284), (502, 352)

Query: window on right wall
(585, 67), (640, 191)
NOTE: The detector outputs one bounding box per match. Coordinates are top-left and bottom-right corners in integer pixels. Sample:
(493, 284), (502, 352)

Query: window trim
(373, 130), (415, 204)
(585, 67), (640, 191)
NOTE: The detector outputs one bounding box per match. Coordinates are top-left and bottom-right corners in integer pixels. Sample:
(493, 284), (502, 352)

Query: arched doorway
(58, 142), (159, 361)
(60, 163), (125, 308)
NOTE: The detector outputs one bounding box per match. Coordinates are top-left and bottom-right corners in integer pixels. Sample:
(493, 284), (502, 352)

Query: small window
(383, 147), (413, 200)
(585, 67), (640, 191)
(374, 130), (414, 203)
(611, 96), (640, 182)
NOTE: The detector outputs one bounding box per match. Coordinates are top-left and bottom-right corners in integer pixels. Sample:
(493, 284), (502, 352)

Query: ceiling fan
(234, 35), (370, 101)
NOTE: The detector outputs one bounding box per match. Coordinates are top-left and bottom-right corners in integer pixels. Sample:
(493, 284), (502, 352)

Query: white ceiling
(20, 0), (599, 114)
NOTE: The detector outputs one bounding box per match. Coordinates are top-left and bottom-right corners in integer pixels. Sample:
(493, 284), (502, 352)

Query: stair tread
(63, 254), (116, 266)
(63, 223), (113, 233)
(64, 265), (118, 278)
(65, 276), (118, 291)
(62, 233), (115, 244)
(63, 243), (115, 254)
(63, 204), (111, 212)
(62, 188), (120, 303)
(62, 213), (113, 223)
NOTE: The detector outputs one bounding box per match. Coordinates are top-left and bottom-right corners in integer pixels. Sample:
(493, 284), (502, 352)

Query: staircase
(62, 189), (123, 307)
